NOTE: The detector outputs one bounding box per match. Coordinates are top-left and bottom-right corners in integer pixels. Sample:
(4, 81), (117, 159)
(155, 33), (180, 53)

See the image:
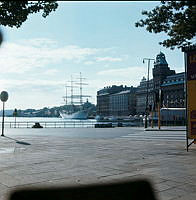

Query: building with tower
(153, 52), (175, 91)
(96, 52), (185, 117)
(136, 52), (185, 115)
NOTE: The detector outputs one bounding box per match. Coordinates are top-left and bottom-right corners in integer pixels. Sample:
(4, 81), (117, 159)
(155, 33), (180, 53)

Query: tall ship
(60, 72), (91, 120)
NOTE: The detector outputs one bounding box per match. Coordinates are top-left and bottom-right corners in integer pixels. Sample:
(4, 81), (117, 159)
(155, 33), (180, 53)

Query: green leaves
(0, 1), (58, 28)
(135, 1), (196, 49)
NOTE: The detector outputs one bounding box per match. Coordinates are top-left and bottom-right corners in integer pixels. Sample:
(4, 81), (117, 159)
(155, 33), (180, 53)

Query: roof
(162, 72), (185, 87)
(166, 72), (185, 79)
(161, 108), (186, 110)
(111, 90), (131, 96)
(154, 52), (168, 65)
(161, 80), (184, 87)
(97, 92), (110, 96)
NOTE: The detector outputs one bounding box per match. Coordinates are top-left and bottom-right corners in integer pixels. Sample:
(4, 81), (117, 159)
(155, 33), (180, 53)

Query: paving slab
(0, 127), (195, 200)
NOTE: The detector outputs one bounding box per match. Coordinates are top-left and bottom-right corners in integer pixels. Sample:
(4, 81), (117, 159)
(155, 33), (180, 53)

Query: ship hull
(60, 110), (88, 120)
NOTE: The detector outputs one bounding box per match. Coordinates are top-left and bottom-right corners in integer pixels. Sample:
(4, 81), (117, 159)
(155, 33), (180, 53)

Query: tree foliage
(0, 1), (58, 28)
(135, 1), (196, 49)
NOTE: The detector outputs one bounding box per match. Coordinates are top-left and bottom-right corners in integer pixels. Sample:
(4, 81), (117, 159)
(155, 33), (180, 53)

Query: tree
(0, 1), (58, 28)
(135, 1), (196, 49)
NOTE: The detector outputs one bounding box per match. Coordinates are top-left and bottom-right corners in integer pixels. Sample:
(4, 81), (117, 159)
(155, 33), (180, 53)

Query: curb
(144, 129), (186, 131)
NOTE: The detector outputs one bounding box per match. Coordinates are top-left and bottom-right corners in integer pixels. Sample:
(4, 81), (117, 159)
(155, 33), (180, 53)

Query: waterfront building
(109, 86), (136, 117)
(136, 77), (154, 115)
(97, 85), (128, 116)
(161, 72), (185, 108)
(153, 52), (175, 91)
(136, 52), (185, 114)
(128, 87), (137, 115)
(96, 52), (185, 116)
(97, 85), (136, 117)
(96, 92), (110, 116)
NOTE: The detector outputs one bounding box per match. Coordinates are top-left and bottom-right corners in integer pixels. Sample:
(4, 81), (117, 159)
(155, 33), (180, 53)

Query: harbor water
(1, 117), (97, 128)
(0, 117), (143, 128)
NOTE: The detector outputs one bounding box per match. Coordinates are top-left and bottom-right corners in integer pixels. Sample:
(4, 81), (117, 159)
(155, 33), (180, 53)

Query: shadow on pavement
(3, 136), (31, 145)
(9, 179), (158, 200)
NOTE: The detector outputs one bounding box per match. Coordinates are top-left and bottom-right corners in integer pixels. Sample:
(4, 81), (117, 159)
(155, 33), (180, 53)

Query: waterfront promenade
(0, 127), (195, 200)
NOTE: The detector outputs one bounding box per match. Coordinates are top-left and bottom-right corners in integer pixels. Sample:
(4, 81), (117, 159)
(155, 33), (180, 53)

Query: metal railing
(3, 121), (96, 128)
(1, 120), (144, 128)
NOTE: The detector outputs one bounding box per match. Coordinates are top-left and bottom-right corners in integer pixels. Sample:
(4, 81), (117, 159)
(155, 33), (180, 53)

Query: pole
(1, 102), (5, 136)
(144, 59), (150, 128)
(151, 110), (154, 128)
(14, 116), (16, 128)
(143, 58), (155, 129)
(158, 102), (161, 130)
(184, 51), (189, 151)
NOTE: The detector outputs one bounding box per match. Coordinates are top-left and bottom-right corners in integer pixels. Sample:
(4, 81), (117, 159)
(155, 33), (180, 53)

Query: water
(2, 117), (97, 128)
(3, 117), (95, 122)
(1, 117), (143, 128)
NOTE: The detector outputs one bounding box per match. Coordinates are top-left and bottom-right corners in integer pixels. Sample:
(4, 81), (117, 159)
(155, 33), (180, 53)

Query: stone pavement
(145, 126), (186, 131)
(0, 127), (195, 200)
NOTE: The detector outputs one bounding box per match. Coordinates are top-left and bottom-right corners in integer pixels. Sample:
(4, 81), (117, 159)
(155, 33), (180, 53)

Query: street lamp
(143, 58), (155, 129)
(0, 91), (8, 136)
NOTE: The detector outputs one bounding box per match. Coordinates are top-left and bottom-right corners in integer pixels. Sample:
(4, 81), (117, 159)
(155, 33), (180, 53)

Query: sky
(0, 1), (185, 110)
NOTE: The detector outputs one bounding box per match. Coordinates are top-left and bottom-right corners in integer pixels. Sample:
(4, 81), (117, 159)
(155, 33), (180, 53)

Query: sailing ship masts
(65, 84), (68, 105)
(63, 72), (91, 106)
(80, 72), (82, 104)
(71, 75), (73, 105)
(63, 95), (91, 98)
(75, 72), (89, 105)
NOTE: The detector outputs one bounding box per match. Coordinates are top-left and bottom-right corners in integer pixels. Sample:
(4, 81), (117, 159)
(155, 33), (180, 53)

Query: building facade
(97, 85), (136, 117)
(109, 87), (136, 117)
(161, 72), (185, 108)
(135, 77), (154, 115)
(135, 52), (185, 114)
(97, 85), (129, 116)
(153, 52), (175, 91)
(96, 52), (185, 117)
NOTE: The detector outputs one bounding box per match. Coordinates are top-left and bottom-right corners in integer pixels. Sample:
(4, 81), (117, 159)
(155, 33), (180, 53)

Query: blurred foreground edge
(9, 179), (158, 200)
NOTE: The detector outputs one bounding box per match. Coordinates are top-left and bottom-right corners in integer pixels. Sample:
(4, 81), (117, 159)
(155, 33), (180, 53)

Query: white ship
(60, 73), (91, 120)
(59, 110), (88, 119)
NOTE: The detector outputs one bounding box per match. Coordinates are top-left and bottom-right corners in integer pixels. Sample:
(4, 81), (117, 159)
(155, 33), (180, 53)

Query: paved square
(0, 127), (195, 200)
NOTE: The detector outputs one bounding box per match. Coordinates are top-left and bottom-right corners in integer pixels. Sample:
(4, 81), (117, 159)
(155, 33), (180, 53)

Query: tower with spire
(152, 52), (175, 91)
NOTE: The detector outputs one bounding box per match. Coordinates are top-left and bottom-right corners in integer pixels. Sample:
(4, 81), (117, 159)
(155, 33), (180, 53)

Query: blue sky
(0, 1), (185, 110)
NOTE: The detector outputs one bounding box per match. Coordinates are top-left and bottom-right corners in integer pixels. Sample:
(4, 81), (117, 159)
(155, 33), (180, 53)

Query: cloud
(95, 56), (122, 62)
(97, 66), (150, 86)
(44, 69), (59, 75)
(0, 38), (102, 74)
(0, 78), (66, 109)
(20, 38), (58, 48)
(84, 61), (95, 65)
(0, 78), (64, 92)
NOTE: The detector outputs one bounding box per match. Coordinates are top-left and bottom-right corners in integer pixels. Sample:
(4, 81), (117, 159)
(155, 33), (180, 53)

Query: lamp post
(0, 91), (8, 136)
(13, 108), (18, 128)
(143, 58), (155, 129)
